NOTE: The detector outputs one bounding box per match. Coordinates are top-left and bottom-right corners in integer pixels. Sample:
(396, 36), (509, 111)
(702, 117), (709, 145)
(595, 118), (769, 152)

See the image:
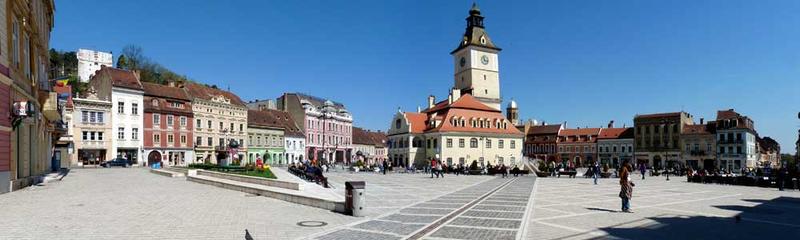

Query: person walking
(619, 160), (635, 212)
(430, 159), (438, 178)
(593, 161), (600, 185)
(437, 161), (444, 178)
(501, 164), (508, 178)
(639, 163), (646, 180)
(382, 160), (388, 175)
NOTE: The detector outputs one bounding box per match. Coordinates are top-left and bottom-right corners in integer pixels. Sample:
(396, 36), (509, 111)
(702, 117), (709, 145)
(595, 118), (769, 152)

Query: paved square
(3, 167), (800, 240)
(527, 174), (800, 239)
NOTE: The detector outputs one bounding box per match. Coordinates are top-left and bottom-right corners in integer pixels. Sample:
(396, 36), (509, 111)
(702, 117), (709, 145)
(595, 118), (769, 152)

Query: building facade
(277, 111), (305, 164)
(142, 82), (193, 167)
(388, 91), (524, 168)
(352, 127), (387, 166)
(634, 112), (693, 169)
(76, 48), (112, 82)
(680, 120), (717, 170)
(1, 0), (58, 193)
(278, 93), (353, 165)
(756, 136), (780, 168)
(597, 127), (634, 169)
(70, 89), (112, 167)
(247, 109), (285, 166)
(88, 66), (144, 165)
(714, 109), (757, 171)
(557, 128), (601, 167)
(524, 122), (563, 163)
(185, 82), (247, 165)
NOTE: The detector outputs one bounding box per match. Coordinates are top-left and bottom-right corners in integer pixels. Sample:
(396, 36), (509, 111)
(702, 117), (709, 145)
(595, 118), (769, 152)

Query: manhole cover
(297, 221), (328, 227)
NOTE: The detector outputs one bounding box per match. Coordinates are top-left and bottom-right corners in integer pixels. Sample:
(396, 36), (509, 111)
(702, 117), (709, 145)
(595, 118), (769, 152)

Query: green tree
(117, 54), (129, 69)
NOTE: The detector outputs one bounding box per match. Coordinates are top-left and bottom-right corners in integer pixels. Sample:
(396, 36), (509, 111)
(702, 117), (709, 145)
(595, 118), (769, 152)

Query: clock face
(460, 57), (466, 67)
(481, 55), (489, 65)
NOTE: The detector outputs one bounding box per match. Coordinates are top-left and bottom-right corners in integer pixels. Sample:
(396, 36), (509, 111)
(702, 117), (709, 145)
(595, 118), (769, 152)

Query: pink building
(277, 93), (353, 164)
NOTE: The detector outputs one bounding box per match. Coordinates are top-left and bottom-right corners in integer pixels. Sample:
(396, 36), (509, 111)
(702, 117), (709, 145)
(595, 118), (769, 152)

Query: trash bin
(345, 181), (366, 217)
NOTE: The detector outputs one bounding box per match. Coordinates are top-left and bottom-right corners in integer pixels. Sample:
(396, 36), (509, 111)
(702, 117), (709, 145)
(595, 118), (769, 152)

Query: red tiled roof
(96, 67), (143, 90)
(423, 94), (500, 113)
(404, 112), (427, 134)
(353, 127), (387, 146)
(247, 109), (305, 138)
(559, 128), (602, 136)
(528, 124), (562, 135)
(248, 109), (284, 129)
(142, 82), (190, 101)
(184, 82), (246, 106)
(598, 127), (633, 139)
(716, 109), (741, 120)
(558, 128), (601, 143)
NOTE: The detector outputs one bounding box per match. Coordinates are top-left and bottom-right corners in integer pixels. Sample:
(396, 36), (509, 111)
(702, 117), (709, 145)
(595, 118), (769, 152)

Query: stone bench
(195, 169), (301, 191)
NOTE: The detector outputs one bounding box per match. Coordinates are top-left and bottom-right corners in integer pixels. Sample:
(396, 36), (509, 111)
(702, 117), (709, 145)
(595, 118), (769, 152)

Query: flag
(55, 79), (69, 86)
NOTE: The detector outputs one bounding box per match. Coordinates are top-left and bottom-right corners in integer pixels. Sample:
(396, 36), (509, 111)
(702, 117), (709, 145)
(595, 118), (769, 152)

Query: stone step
(150, 168), (185, 178)
(187, 173), (345, 213)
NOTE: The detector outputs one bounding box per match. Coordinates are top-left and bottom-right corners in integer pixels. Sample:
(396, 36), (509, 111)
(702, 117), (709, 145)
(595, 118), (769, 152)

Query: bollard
(345, 181), (366, 217)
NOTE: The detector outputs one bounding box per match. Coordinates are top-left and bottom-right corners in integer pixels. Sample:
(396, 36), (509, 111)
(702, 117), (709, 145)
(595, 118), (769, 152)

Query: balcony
(41, 92), (61, 121)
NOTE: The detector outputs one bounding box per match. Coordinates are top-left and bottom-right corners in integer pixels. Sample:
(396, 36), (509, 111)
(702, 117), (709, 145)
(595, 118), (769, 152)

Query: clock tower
(452, 3), (502, 110)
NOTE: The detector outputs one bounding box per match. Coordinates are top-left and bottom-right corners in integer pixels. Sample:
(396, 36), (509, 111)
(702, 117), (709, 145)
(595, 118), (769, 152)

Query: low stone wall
(196, 169), (301, 191)
(188, 174), (344, 213)
(150, 168), (185, 178)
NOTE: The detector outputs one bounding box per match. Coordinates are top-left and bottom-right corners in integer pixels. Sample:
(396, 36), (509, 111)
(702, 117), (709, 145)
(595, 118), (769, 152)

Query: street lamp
(319, 100), (336, 167)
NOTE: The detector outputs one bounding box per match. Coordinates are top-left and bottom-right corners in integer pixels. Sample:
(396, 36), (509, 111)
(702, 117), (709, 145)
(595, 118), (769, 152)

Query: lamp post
(660, 119), (671, 181)
(319, 100), (336, 167)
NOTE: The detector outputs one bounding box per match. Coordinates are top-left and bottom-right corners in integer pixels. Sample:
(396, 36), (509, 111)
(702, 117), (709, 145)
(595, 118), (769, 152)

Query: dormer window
(151, 99), (158, 106)
(479, 35), (486, 45)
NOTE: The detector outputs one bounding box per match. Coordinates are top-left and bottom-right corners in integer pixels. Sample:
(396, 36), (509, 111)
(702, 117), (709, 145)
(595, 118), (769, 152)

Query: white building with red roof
(88, 66), (146, 165)
(386, 4), (523, 169)
(388, 89), (523, 168)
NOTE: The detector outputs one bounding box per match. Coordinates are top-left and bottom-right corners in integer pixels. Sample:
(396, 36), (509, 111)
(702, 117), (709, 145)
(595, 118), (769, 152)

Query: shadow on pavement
(592, 196), (800, 240)
(585, 207), (617, 213)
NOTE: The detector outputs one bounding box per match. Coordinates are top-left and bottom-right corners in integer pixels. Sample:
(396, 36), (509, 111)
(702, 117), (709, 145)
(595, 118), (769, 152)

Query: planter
(536, 171), (550, 177)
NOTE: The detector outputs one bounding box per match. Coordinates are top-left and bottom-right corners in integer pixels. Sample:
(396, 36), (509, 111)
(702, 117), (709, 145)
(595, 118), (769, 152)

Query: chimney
(541, 121), (546, 126)
(451, 88), (461, 102)
(608, 120), (615, 128)
(700, 118), (704, 125)
(448, 92), (453, 104)
(428, 95), (435, 109)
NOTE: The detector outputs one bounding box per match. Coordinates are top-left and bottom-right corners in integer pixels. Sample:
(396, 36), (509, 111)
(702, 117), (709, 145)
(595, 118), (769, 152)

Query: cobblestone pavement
(322, 171), (499, 218)
(0, 168), (357, 240)
(0, 168), (505, 240)
(527, 174), (800, 239)
(310, 175), (538, 240)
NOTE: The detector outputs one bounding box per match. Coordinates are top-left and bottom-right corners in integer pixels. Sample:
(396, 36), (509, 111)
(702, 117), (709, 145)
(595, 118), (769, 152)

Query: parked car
(101, 158), (129, 168)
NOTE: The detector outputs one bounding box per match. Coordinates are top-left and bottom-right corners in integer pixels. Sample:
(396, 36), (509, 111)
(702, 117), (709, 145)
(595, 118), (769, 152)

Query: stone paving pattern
(3, 167), (800, 239)
(527, 174), (800, 239)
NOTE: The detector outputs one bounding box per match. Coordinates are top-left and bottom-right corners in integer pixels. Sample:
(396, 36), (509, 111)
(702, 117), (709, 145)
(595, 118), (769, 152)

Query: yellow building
(1, 0), (57, 193)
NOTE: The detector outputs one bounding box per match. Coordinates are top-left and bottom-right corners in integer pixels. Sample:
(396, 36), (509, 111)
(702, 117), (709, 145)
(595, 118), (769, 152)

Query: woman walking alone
(619, 160), (635, 213)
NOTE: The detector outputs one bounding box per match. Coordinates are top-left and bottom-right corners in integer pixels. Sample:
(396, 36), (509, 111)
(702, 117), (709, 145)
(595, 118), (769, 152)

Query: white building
(77, 49), (113, 82)
(88, 66), (145, 165)
(715, 109), (758, 171)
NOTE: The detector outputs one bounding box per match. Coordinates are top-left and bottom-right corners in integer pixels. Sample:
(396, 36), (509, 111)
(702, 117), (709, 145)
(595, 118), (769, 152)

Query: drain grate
(297, 221), (328, 227)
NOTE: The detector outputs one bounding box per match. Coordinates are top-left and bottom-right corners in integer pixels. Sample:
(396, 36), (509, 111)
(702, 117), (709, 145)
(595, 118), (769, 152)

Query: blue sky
(53, 0), (800, 152)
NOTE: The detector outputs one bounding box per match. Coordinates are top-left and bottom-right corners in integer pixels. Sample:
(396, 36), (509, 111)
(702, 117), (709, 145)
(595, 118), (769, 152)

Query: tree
(117, 54), (129, 69)
(121, 45), (145, 70)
